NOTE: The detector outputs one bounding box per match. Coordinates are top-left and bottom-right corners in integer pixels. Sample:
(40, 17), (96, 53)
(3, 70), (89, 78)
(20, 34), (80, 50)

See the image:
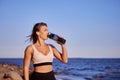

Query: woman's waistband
(32, 70), (54, 75)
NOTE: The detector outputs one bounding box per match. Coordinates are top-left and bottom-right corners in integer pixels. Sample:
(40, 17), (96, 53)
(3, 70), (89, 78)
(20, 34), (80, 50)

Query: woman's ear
(36, 31), (40, 36)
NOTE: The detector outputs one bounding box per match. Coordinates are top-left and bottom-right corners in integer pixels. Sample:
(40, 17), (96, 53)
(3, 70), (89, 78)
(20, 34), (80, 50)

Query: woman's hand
(56, 35), (66, 45)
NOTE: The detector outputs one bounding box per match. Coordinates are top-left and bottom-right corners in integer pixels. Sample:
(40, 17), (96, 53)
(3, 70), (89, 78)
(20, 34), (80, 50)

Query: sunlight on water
(0, 58), (120, 80)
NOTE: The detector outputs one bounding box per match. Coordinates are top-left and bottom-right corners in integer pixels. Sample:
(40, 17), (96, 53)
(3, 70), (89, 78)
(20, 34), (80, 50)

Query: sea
(0, 58), (120, 80)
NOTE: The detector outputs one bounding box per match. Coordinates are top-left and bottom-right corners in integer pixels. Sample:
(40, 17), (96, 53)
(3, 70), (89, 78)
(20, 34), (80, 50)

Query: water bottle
(48, 32), (66, 44)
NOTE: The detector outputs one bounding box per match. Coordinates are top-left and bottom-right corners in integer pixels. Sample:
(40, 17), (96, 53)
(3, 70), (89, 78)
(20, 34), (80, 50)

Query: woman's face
(38, 25), (49, 40)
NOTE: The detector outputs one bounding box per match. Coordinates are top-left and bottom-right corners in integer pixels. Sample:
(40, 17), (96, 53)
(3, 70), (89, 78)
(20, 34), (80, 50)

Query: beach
(0, 58), (120, 80)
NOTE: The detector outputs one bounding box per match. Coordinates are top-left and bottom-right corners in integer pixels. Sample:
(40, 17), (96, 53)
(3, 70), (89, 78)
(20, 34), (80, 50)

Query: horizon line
(0, 57), (120, 59)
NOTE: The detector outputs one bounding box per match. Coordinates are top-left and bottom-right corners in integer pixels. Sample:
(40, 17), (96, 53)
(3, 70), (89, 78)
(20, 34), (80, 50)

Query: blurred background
(0, 0), (120, 58)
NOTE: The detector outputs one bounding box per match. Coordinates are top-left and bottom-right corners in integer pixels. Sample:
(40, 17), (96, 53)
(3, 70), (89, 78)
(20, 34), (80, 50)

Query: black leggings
(30, 71), (56, 80)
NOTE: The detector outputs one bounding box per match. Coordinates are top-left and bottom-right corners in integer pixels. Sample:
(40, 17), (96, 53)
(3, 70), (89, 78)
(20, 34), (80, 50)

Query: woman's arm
(51, 44), (68, 63)
(23, 45), (33, 80)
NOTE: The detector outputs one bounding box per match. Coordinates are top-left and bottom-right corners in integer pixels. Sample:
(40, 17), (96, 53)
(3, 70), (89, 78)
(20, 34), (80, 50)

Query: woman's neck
(36, 38), (46, 47)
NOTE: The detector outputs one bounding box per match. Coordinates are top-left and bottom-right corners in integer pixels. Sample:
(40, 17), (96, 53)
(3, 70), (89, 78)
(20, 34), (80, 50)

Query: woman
(23, 22), (68, 80)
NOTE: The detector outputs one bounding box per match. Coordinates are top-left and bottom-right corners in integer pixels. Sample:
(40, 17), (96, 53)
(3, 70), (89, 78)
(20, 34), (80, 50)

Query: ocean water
(0, 58), (120, 80)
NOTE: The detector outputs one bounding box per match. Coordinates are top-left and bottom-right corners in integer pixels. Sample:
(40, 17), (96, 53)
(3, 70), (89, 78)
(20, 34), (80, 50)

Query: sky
(0, 0), (120, 58)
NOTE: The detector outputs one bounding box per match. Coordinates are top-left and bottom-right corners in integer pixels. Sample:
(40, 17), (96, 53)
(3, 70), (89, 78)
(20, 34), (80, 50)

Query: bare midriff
(34, 65), (53, 73)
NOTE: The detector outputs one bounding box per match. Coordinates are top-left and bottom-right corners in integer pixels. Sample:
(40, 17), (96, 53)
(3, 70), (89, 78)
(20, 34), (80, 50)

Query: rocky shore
(0, 63), (33, 80)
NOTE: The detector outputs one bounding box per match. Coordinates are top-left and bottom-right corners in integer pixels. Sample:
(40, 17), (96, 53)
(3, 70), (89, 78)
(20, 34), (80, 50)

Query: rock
(0, 73), (4, 80)
(0, 63), (33, 80)
(54, 71), (62, 75)
(8, 71), (23, 80)
(3, 73), (9, 78)
(93, 73), (105, 79)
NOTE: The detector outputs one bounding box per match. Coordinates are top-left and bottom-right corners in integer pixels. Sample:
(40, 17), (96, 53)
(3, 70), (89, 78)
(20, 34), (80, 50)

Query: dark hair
(29, 22), (47, 43)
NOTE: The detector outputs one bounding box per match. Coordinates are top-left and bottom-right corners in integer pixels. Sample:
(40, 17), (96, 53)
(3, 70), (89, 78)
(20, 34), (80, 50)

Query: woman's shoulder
(25, 44), (34, 53)
(48, 44), (55, 48)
